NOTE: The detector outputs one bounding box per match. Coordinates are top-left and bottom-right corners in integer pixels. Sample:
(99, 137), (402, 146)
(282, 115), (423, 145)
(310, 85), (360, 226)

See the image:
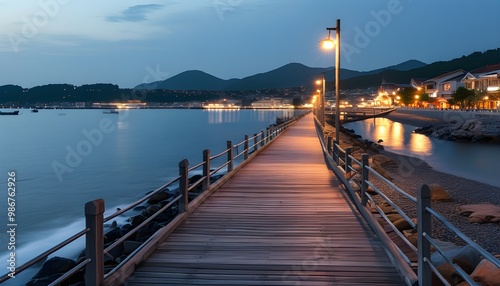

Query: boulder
(470, 259), (500, 286)
(386, 213), (403, 223)
(452, 245), (482, 274)
(28, 257), (79, 286)
(143, 204), (162, 216)
(370, 154), (396, 166)
(393, 218), (412, 231)
(456, 204), (500, 224)
(431, 262), (463, 286)
(147, 190), (170, 204)
(429, 183), (452, 202)
(130, 214), (147, 227)
(104, 227), (123, 244)
(348, 180), (360, 192)
(371, 165), (393, 181)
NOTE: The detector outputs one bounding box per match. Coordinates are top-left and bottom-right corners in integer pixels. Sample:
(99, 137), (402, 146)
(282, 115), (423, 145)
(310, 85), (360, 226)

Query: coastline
(384, 109), (445, 127)
(378, 110), (500, 255)
(335, 109), (500, 255)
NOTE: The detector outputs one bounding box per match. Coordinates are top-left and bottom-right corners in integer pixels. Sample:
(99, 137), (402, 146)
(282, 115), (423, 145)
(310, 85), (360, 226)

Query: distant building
(251, 98), (294, 109)
(377, 82), (411, 106)
(461, 63), (500, 109)
(410, 78), (427, 90)
(423, 69), (466, 99)
(378, 83), (411, 96)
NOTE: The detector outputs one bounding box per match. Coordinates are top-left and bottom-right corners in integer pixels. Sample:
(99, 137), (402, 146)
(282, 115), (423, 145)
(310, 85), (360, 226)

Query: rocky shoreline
(333, 111), (500, 256)
(414, 117), (500, 143)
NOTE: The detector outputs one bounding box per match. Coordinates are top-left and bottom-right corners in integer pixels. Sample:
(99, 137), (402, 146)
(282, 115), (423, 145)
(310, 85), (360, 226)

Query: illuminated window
(443, 83), (451, 91)
(489, 79), (499, 87)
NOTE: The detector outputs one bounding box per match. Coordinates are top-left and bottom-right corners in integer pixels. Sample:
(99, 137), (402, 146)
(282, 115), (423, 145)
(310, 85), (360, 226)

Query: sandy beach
(335, 109), (500, 255)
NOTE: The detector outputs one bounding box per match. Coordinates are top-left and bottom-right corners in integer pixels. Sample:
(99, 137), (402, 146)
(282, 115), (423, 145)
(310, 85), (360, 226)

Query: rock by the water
(429, 183), (452, 202)
(415, 117), (500, 143)
(393, 218), (412, 231)
(456, 203), (500, 223)
(146, 190), (170, 204)
(28, 257), (80, 286)
(370, 154), (396, 167)
(104, 227), (123, 244)
(452, 245), (483, 274)
(470, 259), (500, 286)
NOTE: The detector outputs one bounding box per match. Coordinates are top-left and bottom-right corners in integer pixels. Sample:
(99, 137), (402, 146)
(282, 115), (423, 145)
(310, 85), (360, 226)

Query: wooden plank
(124, 114), (406, 285)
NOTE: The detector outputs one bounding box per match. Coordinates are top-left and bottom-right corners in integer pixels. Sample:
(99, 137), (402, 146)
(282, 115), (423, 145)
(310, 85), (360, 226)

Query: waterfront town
(1, 63), (499, 113)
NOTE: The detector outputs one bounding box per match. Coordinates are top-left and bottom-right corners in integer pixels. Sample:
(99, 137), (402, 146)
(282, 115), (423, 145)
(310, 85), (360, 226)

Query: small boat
(103, 109), (119, 114)
(0, 110), (20, 115)
(31, 109), (39, 113)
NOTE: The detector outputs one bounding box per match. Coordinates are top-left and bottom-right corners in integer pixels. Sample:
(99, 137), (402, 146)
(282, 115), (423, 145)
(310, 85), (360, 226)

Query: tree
(419, 93), (432, 103)
(397, 87), (417, 106)
(452, 87), (476, 109)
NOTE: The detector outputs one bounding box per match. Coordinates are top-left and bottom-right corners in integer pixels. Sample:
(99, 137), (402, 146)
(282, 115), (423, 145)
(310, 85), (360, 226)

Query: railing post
(202, 149), (210, 192)
(333, 141), (339, 165)
(260, 131), (264, 147)
(227, 141), (234, 172)
(85, 199), (104, 286)
(178, 159), (189, 213)
(244, 135), (249, 160)
(361, 154), (369, 206)
(253, 133), (258, 152)
(345, 147), (352, 174)
(265, 128), (270, 144)
(327, 137), (333, 156)
(417, 184), (432, 286)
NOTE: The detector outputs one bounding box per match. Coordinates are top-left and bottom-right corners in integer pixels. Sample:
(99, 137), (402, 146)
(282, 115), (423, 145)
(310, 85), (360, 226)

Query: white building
(423, 69), (466, 99)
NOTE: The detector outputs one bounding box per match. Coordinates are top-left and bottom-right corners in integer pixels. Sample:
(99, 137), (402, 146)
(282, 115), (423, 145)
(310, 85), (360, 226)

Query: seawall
(394, 108), (500, 123)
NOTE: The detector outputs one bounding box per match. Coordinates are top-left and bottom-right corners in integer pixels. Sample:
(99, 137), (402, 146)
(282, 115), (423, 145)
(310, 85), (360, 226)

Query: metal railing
(0, 111), (308, 286)
(314, 119), (500, 286)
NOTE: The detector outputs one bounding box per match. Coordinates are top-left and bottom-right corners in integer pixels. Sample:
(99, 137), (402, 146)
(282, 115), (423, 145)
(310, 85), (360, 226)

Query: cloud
(106, 4), (163, 23)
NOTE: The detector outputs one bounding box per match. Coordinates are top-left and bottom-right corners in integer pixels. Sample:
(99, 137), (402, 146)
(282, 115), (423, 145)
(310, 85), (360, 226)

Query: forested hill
(340, 49), (500, 89)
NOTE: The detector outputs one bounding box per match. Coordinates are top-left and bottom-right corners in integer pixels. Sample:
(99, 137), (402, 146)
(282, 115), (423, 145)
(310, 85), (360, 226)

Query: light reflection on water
(344, 118), (500, 188)
(351, 118), (433, 156)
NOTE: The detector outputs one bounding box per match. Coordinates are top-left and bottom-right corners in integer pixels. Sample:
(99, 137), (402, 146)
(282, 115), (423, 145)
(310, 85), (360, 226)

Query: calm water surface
(344, 118), (500, 188)
(0, 108), (301, 282)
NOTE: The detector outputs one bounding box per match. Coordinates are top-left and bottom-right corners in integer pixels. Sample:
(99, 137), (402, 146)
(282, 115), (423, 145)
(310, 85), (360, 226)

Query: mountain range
(135, 48), (500, 91)
(135, 60), (427, 91)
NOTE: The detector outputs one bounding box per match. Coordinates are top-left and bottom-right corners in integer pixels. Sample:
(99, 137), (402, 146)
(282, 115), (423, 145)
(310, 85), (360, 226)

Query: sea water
(343, 117), (500, 188)
(0, 108), (301, 283)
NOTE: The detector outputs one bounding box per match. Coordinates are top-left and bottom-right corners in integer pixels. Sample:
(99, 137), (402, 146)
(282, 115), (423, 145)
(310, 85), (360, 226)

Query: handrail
(0, 228), (89, 283)
(314, 117), (500, 286)
(0, 110), (309, 286)
(104, 176), (180, 223)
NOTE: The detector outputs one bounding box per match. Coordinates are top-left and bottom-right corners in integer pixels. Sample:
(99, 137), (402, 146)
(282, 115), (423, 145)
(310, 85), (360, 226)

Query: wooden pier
(124, 113), (405, 285)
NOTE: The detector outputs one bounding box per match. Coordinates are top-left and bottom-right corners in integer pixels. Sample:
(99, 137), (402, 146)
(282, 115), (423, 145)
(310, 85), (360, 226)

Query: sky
(1, 0), (499, 88)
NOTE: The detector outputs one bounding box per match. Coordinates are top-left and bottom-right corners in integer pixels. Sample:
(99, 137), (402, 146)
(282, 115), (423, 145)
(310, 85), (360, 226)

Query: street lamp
(315, 76), (326, 127)
(321, 19), (340, 143)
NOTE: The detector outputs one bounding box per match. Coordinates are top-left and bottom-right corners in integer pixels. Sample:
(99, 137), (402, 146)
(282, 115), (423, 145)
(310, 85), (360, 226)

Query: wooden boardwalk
(125, 114), (406, 285)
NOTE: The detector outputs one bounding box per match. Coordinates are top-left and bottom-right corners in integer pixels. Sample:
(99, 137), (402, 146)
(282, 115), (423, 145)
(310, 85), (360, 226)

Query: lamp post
(315, 76), (326, 127)
(321, 19), (340, 142)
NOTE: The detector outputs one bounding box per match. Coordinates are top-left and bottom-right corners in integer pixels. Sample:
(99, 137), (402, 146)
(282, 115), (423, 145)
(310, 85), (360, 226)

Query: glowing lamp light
(321, 31), (335, 50)
(321, 38), (335, 49)
(315, 80), (322, 85)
